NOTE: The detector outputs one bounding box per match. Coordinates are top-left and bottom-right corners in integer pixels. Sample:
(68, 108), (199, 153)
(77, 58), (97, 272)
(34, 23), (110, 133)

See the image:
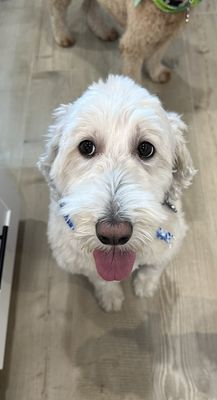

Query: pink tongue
(93, 249), (136, 281)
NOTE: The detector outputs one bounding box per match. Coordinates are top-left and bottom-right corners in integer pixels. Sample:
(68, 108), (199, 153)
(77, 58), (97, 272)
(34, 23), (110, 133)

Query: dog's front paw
(104, 28), (119, 42)
(157, 67), (171, 84)
(56, 35), (75, 47)
(133, 274), (158, 299)
(54, 31), (75, 47)
(95, 283), (124, 312)
(149, 65), (172, 84)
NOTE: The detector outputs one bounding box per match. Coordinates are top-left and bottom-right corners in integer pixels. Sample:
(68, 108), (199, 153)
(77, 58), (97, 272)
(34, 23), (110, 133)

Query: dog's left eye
(78, 140), (96, 157)
(137, 141), (155, 159)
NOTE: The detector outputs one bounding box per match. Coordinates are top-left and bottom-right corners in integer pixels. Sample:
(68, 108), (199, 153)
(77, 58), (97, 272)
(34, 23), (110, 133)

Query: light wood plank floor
(0, 1), (217, 399)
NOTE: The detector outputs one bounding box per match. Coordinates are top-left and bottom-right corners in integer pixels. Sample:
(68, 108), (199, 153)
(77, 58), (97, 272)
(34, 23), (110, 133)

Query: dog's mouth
(93, 248), (136, 281)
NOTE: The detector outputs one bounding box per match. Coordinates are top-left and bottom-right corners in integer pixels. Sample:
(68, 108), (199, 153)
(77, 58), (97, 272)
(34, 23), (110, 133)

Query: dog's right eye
(78, 140), (96, 157)
(137, 141), (155, 159)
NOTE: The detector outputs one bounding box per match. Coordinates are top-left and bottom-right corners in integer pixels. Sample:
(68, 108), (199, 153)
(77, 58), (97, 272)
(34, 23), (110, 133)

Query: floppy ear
(167, 112), (196, 200)
(38, 104), (69, 183)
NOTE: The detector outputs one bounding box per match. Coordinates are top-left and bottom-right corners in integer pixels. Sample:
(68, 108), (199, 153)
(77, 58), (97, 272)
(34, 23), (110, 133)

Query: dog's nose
(96, 220), (133, 246)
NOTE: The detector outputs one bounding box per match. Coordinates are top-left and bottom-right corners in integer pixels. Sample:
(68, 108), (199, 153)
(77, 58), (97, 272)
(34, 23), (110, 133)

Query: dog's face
(39, 76), (195, 281)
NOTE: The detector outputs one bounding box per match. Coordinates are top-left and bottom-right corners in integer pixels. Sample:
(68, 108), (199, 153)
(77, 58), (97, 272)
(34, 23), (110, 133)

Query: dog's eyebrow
(73, 130), (105, 147)
(131, 126), (164, 148)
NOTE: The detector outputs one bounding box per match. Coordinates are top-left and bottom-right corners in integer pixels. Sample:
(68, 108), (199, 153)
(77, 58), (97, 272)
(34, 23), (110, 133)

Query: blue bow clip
(60, 202), (75, 230)
(156, 227), (174, 244)
(63, 214), (75, 230)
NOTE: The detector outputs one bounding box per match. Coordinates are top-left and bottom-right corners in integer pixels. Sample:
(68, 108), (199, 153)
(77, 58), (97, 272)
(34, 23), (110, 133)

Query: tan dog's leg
(119, 2), (183, 84)
(119, 29), (153, 84)
(86, 0), (119, 41)
(119, 3), (157, 84)
(145, 41), (172, 83)
(48, 0), (74, 47)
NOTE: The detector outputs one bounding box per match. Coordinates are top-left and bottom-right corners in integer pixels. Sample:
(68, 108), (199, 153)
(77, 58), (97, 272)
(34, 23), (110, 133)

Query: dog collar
(153, 0), (201, 13)
(155, 193), (176, 246)
(60, 202), (75, 230)
(46, 177), (75, 230)
(134, 0), (202, 21)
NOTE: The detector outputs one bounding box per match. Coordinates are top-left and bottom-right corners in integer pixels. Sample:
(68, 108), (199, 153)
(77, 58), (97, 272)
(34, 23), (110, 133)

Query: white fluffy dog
(38, 75), (195, 312)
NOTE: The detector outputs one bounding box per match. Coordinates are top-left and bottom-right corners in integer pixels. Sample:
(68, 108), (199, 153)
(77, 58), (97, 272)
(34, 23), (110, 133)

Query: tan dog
(48, 0), (187, 83)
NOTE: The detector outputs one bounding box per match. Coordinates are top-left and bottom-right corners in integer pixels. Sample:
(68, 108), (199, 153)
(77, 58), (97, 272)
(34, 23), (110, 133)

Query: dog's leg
(86, 0), (119, 41)
(119, 2), (184, 84)
(48, 0), (74, 47)
(119, 32), (146, 84)
(119, 2), (159, 83)
(120, 28), (173, 85)
(133, 265), (165, 298)
(87, 272), (124, 312)
(145, 41), (173, 84)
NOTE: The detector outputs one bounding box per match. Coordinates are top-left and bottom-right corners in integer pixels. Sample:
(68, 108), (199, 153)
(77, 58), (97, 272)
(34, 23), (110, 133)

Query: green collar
(134, 0), (202, 13)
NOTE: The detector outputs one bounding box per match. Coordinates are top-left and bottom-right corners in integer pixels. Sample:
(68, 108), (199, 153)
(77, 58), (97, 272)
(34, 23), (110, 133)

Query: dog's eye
(137, 141), (155, 159)
(78, 140), (96, 157)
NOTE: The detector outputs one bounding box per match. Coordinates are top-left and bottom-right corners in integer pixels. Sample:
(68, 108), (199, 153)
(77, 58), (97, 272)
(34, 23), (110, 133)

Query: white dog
(38, 75), (195, 312)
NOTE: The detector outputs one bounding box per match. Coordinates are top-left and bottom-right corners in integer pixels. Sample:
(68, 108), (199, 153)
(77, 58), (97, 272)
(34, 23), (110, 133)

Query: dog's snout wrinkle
(96, 220), (132, 246)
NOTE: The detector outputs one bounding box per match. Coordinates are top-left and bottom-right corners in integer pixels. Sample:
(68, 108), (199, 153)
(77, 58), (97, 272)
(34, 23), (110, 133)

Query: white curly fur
(38, 75), (195, 311)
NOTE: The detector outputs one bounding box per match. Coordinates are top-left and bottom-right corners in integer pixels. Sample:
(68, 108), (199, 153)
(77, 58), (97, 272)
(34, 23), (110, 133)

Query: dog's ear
(38, 104), (69, 182)
(167, 112), (196, 200)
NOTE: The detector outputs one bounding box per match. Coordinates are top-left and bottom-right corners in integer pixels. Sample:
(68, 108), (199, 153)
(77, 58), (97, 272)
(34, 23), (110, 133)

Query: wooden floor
(0, 1), (217, 399)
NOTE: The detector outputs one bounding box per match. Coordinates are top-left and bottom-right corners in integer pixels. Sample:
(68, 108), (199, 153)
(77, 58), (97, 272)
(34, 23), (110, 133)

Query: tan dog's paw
(157, 67), (172, 84)
(55, 34), (75, 48)
(149, 65), (172, 84)
(105, 28), (119, 42)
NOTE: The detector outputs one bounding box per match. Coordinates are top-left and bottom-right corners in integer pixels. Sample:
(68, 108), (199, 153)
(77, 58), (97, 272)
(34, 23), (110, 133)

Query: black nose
(96, 220), (133, 246)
